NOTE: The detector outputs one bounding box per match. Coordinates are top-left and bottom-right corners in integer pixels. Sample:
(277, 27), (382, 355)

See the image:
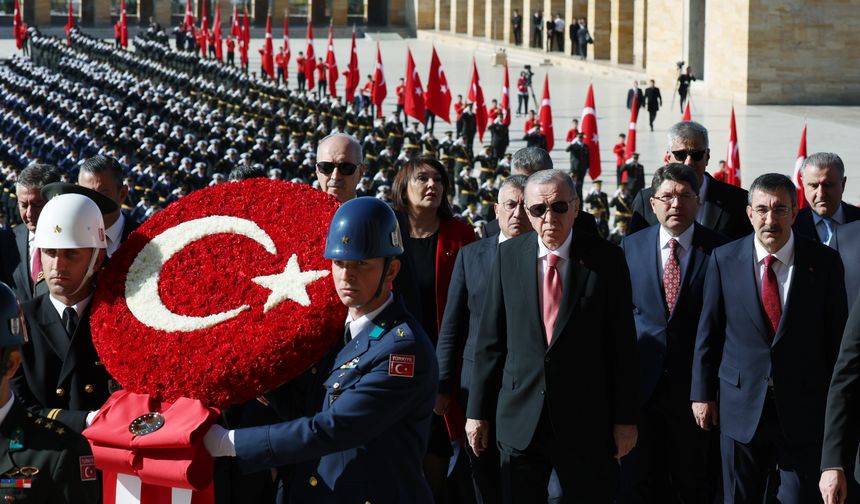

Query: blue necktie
(822, 218), (836, 249)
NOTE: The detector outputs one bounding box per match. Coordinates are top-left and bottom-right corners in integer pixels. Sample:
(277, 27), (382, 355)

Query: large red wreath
(90, 179), (345, 408)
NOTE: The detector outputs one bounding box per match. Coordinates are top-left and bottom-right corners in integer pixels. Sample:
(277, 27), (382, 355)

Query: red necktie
(30, 246), (42, 284)
(542, 254), (562, 345)
(761, 255), (782, 338)
(663, 238), (680, 313)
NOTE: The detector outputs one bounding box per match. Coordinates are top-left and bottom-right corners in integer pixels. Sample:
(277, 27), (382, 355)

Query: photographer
(677, 65), (695, 113)
(517, 71), (529, 116)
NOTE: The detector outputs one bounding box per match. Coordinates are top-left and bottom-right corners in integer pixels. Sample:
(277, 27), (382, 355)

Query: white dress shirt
(49, 294), (92, 320)
(344, 293), (394, 341)
(537, 231), (573, 310)
(753, 231), (795, 308)
(104, 212), (126, 257)
(658, 224), (695, 287)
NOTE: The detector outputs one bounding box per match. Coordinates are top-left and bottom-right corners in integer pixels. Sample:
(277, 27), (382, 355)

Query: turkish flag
(64, 0), (74, 44)
(212, 0), (222, 61)
(468, 59), (488, 142)
(539, 74), (554, 151)
(325, 23), (338, 97)
(404, 49), (426, 122)
(425, 46), (451, 123)
(501, 61), (511, 126)
(240, 5), (249, 67)
(231, 5), (240, 39)
(305, 21), (316, 91)
(725, 106), (741, 187)
(344, 28), (359, 103)
(184, 0), (196, 38)
(580, 84), (601, 181)
(371, 44), (387, 117)
(261, 13), (275, 79)
(794, 123), (808, 209)
(198, 0), (208, 57)
(281, 11), (290, 79)
(624, 93), (638, 162)
(682, 100), (691, 121)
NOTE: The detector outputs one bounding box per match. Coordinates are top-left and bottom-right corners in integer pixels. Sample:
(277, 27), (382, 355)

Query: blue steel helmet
(324, 197), (404, 260)
(0, 282), (26, 348)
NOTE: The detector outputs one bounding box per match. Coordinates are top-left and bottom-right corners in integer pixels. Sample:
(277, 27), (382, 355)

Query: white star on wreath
(252, 254), (330, 312)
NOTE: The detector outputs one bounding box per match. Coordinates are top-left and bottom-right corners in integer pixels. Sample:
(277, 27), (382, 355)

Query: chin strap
(69, 248), (101, 298)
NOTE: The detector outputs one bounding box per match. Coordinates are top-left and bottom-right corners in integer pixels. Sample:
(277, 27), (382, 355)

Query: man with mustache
(618, 164), (728, 502)
(691, 173), (848, 503)
(793, 152), (860, 251)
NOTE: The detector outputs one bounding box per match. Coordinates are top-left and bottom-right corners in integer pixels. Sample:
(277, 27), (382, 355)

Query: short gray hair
(17, 163), (60, 189)
(525, 169), (578, 201)
(667, 121), (709, 149)
(499, 174), (528, 194)
(802, 152), (844, 178)
(748, 173), (797, 208)
(511, 147), (553, 175)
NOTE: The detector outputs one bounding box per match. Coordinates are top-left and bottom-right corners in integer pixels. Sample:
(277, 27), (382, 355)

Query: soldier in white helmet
(10, 193), (116, 434)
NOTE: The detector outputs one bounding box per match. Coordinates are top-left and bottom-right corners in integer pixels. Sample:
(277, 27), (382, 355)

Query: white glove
(85, 410), (99, 428)
(203, 424), (236, 457)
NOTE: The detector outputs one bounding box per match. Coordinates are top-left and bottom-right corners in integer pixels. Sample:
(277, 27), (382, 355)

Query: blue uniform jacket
(235, 297), (437, 504)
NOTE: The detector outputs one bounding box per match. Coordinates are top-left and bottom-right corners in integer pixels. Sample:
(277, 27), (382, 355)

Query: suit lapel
(516, 236), (544, 343)
(644, 226), (668, 319)
(57, 304), (91, 386)
(675, 224), (709, 314)
(734, 237), (769, 339)
(329, 300), (403, 374)
(549, 258), (588, 349)
(35, 296), (71, 363)
(773, 240), (807, 346)
(14, 227), (29, 284)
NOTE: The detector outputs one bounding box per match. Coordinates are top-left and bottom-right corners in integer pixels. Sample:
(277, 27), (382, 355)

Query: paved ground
(2, 32), (859, 203)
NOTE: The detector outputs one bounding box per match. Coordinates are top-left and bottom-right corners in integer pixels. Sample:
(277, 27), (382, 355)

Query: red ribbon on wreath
(84, 391), (220, 504)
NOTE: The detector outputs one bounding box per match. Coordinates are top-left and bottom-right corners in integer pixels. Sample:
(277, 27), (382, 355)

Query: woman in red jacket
(392, 156), (476, 502)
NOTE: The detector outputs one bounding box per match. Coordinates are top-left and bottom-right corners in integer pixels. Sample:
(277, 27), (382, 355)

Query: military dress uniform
(11, 297), (115, 434)
(0, 399), (99, 503)
(234, 297), (438, 504)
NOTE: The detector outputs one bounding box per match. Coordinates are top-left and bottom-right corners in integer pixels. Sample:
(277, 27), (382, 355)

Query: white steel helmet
(33, 193), (106, 250)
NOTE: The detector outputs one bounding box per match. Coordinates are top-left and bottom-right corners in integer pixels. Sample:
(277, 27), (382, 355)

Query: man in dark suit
(511, 9), (523, 45)
(836, 219), (860, 310)
(77, 155), (139, 256)
(618, 164), (729, 503)
(10, 164), (60, 304)
(11, 193), (116, 434)
(437, 175), (531, 504)
(820, 294), (860, 504)
(466, 169), (638, 502)
(643, 80), (662, 131)
(691, 173), (848, 503)
(629, 121), (752, 240)
(626, 81), (644, 110)
(792, 152), (860, 250)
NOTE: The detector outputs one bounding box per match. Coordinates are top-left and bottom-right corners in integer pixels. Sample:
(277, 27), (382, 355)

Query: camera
(676, 60), (685, 71)
(523, 64), (535, 86)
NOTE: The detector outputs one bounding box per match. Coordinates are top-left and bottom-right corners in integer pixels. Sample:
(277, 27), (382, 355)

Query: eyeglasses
(670, 149), (707, 162)
(316, 161), (359, 176)
(751, 206), (793, 218)
(501, 200), (525, 212)
(653, 193), (698, 204)
(527, 200), (574, 218)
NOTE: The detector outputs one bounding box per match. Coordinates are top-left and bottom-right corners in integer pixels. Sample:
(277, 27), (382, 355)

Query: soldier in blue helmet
(0, 282), (100, 503)
(205, 197), (438, 504)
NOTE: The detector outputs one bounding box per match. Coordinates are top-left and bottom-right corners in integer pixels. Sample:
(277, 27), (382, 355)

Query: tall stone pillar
(610, 0), (633, 64)
(413, 0), (435, 28)
(451, 0), (468, 33)
(632, 0), (646, 68)
(436, 0), (451, 30)
(31, 0), (50, 25)
(467, 0), (485, 36)
(587, 0), (610, 59)
(503, 0), (523, 44)
(333, 0), (349, 25)
(153, 0), (172, 27)
(522, 0), (533, 47)
(272, 0), (289, 22)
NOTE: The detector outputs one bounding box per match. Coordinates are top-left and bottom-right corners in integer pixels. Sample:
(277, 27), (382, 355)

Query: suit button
(55, 388), (65, 397)
(308, 476), (318, 487)
(333, 382), (340, 389)
(84, 384), (94, 393)
(338, 372), (345, 378)
(545, 357), (550, 363)
(540, 389), (545, 395)
(311, 367), (317, 375)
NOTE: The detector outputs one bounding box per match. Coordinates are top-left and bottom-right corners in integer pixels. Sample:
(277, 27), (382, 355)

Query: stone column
(451, 0), (467, 33)
(632, 0), (646, 68)
(610, 0), (633, 64)
(587, 0), (610, 60)
(503, 0), (523, 44)
(333, 0), (349, 25)
(31, 0), (50, 25)
(522, 0), (533, 47)
(436, 0), (451, 30)
(467, 0), (485, 36)
(153, 0), (172, 27)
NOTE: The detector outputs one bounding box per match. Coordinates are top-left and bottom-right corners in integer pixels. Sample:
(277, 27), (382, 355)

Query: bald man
(316, 134), (366, 203)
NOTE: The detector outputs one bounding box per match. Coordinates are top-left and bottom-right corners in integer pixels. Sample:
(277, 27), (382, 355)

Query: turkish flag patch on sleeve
(80, 455), (97, 481)
(388, 354), (415, 377)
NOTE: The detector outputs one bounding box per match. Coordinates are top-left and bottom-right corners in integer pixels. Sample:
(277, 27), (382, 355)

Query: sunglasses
(527, 200), (574, 218)
(671, 149), (707, 162)
(316, 161), (359, 176)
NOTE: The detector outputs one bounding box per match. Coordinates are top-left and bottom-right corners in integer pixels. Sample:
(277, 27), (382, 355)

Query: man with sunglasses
(467, 169), (638, 502)
(618, 164), (728, 503)
(629, 121), (752, 240)
(692, 173), (848, 503)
